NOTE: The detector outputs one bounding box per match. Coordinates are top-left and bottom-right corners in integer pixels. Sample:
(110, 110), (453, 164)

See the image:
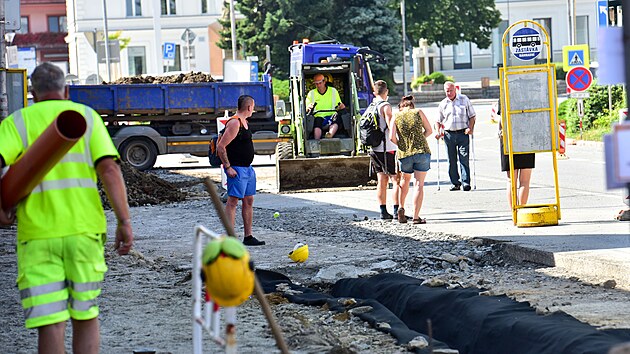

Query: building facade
(66, 0), (226, 83)
(408, 0), (610, 81)
(11, 0), (68, 75)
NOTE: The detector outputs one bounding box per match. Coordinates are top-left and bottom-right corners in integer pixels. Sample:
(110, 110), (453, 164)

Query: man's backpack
(359, 101), (387, 148)
(208, 134), (222, 167)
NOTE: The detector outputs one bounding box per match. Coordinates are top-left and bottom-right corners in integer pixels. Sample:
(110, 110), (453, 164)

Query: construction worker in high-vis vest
(0, 62), (134, 354)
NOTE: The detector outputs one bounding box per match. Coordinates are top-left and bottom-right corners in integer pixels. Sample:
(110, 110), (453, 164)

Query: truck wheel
(120, 138), (158, 171)
(276, 142), (294, 160)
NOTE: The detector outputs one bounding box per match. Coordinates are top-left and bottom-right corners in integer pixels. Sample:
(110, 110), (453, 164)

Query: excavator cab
(276, 42), (385, 191)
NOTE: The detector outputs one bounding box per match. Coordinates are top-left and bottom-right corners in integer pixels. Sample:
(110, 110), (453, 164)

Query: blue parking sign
(163, 42), (176, 60)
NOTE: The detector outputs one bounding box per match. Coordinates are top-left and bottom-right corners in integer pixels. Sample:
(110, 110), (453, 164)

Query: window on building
(126, 0), (142, 16)
(201, 0), (208, 13)
(533, 17), (551, 63)
(576, 15), (589, 45)
(163, 44), (181, 71)
(492, 20), (509, 67)
(48, 15), (67, 33)
(18, 16), (29, 34)
(128, 46), (147, 76)
(161, 0), (176, 15)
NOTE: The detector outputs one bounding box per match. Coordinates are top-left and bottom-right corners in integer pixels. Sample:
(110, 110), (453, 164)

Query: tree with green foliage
(404, 0), (501, 49)
(218, 0), (401, 79)
(333, 0), (402, 81)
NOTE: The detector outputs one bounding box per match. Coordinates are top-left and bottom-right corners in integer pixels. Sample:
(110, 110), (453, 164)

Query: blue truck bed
(68, 77), (274, 117)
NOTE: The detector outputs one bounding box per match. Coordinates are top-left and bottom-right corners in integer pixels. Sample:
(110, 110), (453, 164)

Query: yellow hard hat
(202, 237), (254, 307)
(288, 243), (309, 263)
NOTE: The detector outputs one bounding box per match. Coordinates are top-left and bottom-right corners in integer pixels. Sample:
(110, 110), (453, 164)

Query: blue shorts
(226, 166), (257, 198)
(399, 153), (431, 173)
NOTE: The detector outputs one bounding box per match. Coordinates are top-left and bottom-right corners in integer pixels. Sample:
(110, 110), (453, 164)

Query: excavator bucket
(276, 155), (373, 192)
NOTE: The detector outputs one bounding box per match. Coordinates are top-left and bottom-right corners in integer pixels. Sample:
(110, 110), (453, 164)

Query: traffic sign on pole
(566, 66), (593, 92)
(163, 42), (176, 66)
(597, 0), (608, 27)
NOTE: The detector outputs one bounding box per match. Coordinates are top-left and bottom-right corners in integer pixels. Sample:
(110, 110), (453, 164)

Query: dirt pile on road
(98, 162), (187, 208)
(108, 71), (216, 85)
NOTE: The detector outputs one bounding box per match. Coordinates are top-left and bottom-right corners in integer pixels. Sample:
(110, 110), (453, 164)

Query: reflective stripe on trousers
(20, 279), (101, 320)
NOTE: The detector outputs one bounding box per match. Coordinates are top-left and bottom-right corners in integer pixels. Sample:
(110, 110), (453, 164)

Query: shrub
(428, 71), (447, 84)
(272, 78), (290, 103)
(558, 82), (625, 137)
(410, 74), (432, 90)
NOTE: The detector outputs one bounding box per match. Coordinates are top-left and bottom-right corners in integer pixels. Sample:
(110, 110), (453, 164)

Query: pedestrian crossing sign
(562, 44), (590, 71)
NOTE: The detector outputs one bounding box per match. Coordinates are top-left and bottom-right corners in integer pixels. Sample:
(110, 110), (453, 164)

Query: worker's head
(398, 94), (415, 110)
(313, 74), (327, 92)
(373, 80), (388, 98)
(444, 81), (457, 100)
(31, 62), (68, 103)
(237, 95), (255, 117)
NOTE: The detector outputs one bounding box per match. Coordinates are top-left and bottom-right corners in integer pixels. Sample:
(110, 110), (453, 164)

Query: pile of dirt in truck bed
(98, 162), (187, 208)
(108, 71), (215, 85)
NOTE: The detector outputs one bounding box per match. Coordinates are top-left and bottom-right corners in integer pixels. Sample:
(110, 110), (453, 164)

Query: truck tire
(120, 138), (158, 171)
(276, 142), (294, 160)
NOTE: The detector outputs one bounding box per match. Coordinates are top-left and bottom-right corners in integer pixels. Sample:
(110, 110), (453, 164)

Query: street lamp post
(229, 0), (237, 60)
(102, 0), (111, 82)
(401, 0), (407, 95)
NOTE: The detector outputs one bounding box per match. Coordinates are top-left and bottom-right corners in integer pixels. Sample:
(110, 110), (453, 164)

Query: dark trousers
(444, 130), (470, 186)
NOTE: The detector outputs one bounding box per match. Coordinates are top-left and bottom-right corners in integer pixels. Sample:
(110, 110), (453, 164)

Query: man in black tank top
(216, 95), (265, 246)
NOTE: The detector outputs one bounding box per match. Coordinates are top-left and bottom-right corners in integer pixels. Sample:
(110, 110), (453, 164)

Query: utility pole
(102, 0), (111, 82)
(0, 0), (8, 120)
(229, 0), (237, 60)
(401, 0), (407, 96)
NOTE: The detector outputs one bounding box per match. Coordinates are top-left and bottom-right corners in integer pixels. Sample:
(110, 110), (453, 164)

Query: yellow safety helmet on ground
(202, 237), (254, 307)
(288, 243), (309, 263)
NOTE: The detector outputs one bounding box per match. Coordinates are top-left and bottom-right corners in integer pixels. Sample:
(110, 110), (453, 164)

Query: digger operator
(0, 62), (133, 354)
(306, 73), (346, 140)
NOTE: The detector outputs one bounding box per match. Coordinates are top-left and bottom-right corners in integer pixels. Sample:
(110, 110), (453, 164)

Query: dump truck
(68, 74), (279, 170)
(275, 41), (386, 191)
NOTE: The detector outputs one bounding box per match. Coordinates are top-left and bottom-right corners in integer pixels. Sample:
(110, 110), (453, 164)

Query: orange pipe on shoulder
(1, 110), (87, 211)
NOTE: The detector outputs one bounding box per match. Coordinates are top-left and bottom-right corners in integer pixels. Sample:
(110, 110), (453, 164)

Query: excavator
(275, 40), (386, 191)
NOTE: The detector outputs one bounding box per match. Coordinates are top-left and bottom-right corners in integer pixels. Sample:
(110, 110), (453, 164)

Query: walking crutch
(471, 134), (477, 190)
(436, 135), (441, 191)
(436, 123), (444, 191)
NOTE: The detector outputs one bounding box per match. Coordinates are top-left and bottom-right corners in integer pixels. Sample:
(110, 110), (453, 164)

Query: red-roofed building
(11, 0), (68, 74)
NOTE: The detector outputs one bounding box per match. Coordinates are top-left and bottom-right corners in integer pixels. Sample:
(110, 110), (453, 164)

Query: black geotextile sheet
(256, 270), (453, 353)
(256, 270), (630, 354)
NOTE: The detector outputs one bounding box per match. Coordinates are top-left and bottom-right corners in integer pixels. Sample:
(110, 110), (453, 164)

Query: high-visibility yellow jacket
(0, 100), (119, 241)
(306, 86), (342, 118)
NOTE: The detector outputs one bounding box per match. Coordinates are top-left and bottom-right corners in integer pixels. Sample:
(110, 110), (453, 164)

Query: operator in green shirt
(305, 73), (346, 139)
(0, 62), (133, 354)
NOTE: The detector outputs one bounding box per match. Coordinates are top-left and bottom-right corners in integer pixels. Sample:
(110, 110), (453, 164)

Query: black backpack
(359, 101), (387, 147)
(208, 134), (222, 167)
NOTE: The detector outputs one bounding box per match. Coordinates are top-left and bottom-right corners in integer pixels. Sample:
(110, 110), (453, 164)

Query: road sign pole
(577, 98), (584, 140)
(186, 31), (190, 71)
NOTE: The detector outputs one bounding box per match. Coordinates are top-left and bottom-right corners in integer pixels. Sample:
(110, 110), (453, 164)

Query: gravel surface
(1, 169), (629, 353)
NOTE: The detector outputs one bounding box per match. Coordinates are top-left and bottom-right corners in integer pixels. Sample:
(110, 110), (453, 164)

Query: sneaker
(324, 132), (332, 139)
(397, 208), (408, 223)
(449, 185), (461, 191)
(463, 185), (472, 191)
(243, 235), (266, 246)
(380, 212), (393, 220)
